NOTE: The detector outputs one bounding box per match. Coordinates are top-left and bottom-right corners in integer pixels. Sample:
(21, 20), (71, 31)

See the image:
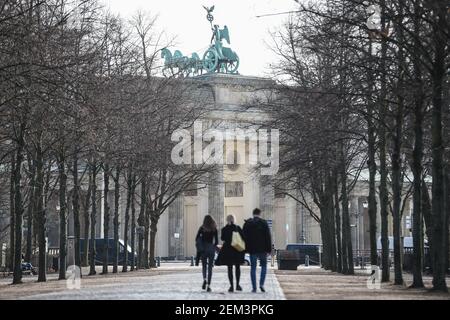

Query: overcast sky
(102, 0), (296, 77)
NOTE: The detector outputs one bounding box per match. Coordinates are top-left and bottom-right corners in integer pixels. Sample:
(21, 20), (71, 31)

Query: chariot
(161, 5), (239, 77)
(203, 24), (239, 74)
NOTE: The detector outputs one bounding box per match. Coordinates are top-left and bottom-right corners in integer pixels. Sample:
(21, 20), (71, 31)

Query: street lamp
(353, 200), (368, 255)
(361, 200), (368, 248)
(299, 204), (306, 244)
(363, 201), (368, 209)
(351, 208), (361, 252)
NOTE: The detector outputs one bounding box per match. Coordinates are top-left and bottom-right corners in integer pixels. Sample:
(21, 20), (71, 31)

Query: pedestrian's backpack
(231, 231), (246, 252)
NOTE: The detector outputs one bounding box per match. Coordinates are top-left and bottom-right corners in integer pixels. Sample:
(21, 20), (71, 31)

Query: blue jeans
(250, 253), (267, 290)
(201, 243), (215, 285)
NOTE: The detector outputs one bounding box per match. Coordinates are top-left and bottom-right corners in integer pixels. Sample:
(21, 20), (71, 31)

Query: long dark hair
(202, 214), (217, 232)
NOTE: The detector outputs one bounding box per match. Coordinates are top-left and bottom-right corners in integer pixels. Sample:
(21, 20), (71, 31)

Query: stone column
(208, 166), (224, 231)
(168, 195), (184, 259)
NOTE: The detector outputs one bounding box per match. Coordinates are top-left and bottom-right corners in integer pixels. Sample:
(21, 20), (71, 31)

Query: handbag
(231, 231), (246, 252)
(215, 248), (223, 266)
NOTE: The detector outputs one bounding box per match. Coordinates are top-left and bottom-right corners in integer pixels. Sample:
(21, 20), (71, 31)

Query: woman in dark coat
(217, 214), (245, 292)
(195, 214), (218, 292)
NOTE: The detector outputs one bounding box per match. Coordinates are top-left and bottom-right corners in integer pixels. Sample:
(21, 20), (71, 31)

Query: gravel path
(275, 266), (450, 300)
(1, 264), (285, 300)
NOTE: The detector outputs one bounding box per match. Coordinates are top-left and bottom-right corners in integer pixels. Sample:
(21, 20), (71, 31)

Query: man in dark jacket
(243, 208), (272, 292)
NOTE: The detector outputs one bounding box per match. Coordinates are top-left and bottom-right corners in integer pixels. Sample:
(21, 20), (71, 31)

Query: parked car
(79, 238), (137, 266)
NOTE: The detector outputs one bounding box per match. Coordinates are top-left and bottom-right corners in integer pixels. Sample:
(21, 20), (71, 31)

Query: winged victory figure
(203, 5), (215, 14)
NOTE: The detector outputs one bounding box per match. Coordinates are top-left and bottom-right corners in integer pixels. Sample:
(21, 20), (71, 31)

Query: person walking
(216, 214), (245, 292)
(243, 208), (272, 293)
(195, 215), (218, 292)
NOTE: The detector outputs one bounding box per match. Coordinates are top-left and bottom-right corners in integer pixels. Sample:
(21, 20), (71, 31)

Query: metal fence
(351, 248), (431, 271)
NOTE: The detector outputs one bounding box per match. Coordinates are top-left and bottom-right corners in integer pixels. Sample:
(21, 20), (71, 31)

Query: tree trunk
(25, 157), (35, 264)
(444, 167), (449, 273)
(378, 0), (390, 283)
(35, 144), (46, 282)
(122, 168), (132, 272)
(58, 155), (67, 280)
(130, 177), (136, 271)
(72, 150), (81, 274)
(143, 206), (150, 269)
(9, 154), (15, 273)
(149, 213), (159, 268)
(89, 164), (97, 276)
(13, 138), (24, 284)
(411, 103), (425, 286)
(112, 167), (120, 273)
(390, 0), (405, 286)
(430, 0), (448, 292)
(137, 179), (146, 269)
(334, 171), (342, 273)
(319, 216), (330, 270)
(340, 145), (353, 274)
(390, 101), (404, 285)
(391, 139), (404, 286)
(312, 172), (335, 271)
(367, 111), (378, 267)
(422, 180), (432, 274)
(102, 164), (110, 274)
(410, 0), (424, 288)
(82, 174), (91, 267)
(326, 173), (336, 271)
(366, 38), (378, 267)
(379, 140), (390, 283)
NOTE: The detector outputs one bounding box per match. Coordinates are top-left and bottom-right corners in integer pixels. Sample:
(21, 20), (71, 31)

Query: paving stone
(20, 265), (285, 300)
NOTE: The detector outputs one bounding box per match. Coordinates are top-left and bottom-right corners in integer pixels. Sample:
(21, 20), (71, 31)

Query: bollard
(190, 256), (194, 266)
(305, 255), (309, 267)
(156, 256), (161, 267)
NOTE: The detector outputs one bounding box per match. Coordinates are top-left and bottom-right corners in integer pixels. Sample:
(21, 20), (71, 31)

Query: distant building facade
(0, 74), (424, 266)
